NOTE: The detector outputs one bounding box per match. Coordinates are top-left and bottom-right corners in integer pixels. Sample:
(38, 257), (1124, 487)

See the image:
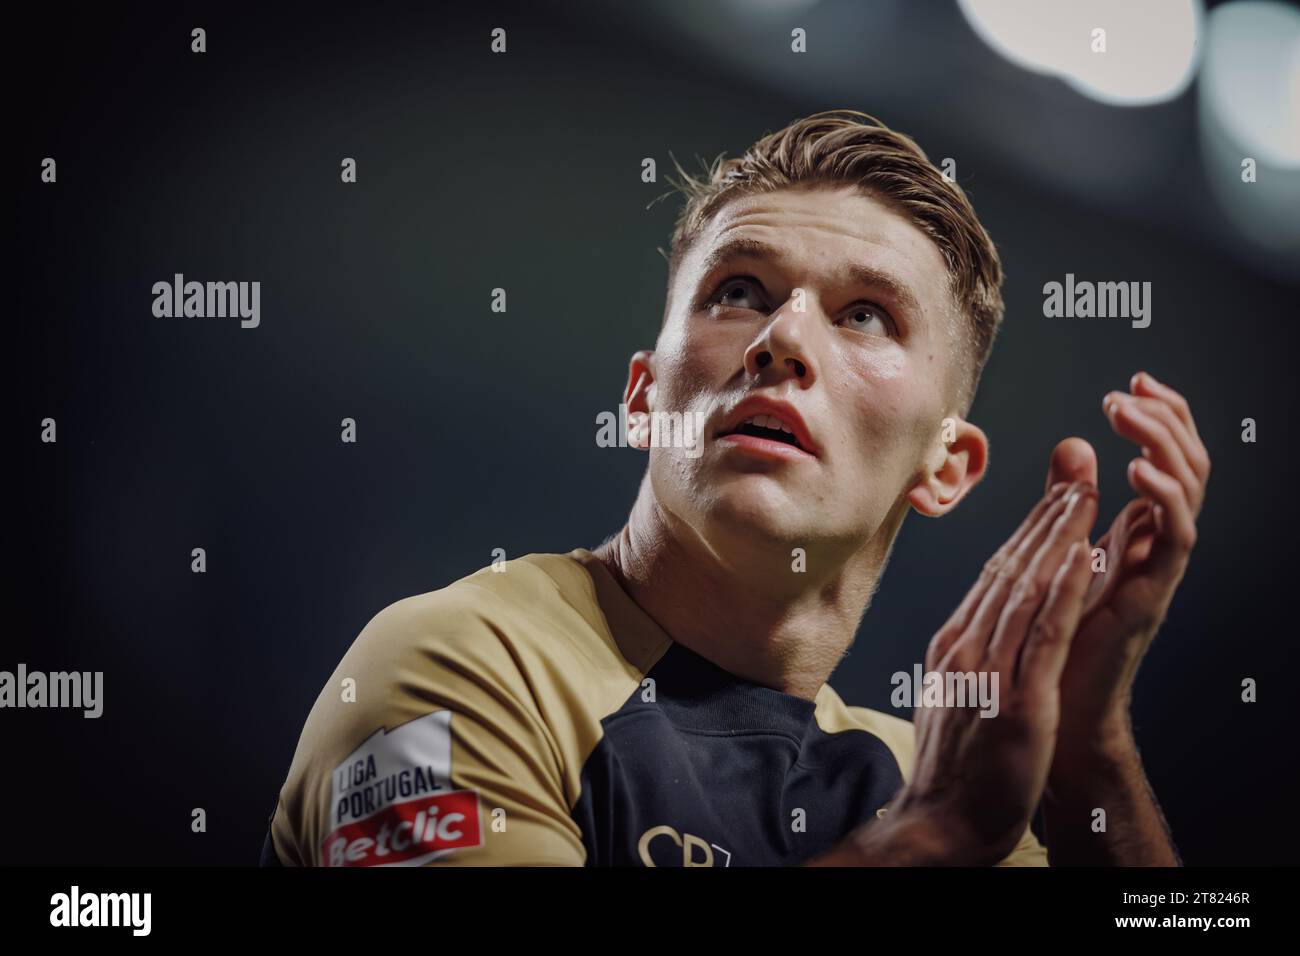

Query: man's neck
(593, 477), (895, 701)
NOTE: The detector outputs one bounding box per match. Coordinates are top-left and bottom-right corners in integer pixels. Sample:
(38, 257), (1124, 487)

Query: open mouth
(716, 399), (818, 460)
(726, 414), (807, 452)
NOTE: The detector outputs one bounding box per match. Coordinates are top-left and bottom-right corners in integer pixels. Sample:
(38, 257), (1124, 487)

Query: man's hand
(1040, 371), (1207, 865)
(810, 480), (1099, 865)
(1044, 372), (1210, 774)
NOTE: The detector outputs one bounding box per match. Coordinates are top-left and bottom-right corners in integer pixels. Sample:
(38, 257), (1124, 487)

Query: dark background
(8, 0), (1298, 865)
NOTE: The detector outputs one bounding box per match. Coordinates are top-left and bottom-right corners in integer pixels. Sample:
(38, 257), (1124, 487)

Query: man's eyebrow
(696, 236), (782, 280)
(696, 236), (922, 316)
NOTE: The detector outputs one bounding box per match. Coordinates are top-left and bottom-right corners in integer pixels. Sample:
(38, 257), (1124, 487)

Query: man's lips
(716, 397), (819, 459)
(717, 431), (817, 462)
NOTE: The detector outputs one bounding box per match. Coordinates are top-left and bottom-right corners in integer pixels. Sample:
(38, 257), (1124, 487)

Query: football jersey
(261, 549), (1047, 867)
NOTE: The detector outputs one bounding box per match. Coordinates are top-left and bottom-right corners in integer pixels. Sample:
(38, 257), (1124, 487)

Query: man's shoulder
(814, 685), (917, 778)
(323, 551), (636, 726)
(270, 549), (667, 865)
(353, 549), (667, 683)
(366, 551), (595, 642)
(371, 548), (598, 632)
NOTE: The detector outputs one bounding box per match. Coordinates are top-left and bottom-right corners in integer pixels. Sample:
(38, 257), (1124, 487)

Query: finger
(1016, 540), (1092, 688)
(1132, 384), (1212, 488)
(1131, 371), (1200, 440)
(1082, 499), (1147, 614)
(1129, 456), (1197, 560)
(985, 484), (1099, 676)
(1128, 395), (1210, 483)
(928, 481), (1073, 668)
(946, 489), (1086, 676)
(939, 571), (1017, 673)
(1105, 394), (1203, 511)
(1113, 389), (1210, 488)
(1044, 437), (1098, 494)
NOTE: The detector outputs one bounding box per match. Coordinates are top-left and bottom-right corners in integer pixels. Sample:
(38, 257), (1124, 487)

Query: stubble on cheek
(841, 350), (943, 516)
(645, 351), (719, 506)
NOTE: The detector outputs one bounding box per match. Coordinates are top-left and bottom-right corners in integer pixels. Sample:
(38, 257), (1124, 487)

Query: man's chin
(695, 480), (835, 549)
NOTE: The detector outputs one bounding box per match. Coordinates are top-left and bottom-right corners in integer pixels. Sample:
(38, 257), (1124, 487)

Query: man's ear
(624, 349), (657, 449)
(906, 417), (989, 517)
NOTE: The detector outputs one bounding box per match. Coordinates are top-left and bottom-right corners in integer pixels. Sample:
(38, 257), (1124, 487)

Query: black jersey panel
(572, 642), (904, 866)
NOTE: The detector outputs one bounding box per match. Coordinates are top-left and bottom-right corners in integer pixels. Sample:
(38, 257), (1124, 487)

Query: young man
(261, 110), (1209, 867)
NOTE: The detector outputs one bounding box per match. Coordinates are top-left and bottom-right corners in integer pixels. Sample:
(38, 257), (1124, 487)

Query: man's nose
(743, 299), (819, 386)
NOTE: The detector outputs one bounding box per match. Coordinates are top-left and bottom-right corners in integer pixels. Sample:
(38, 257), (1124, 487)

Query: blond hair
(665, 110), (1004, 410)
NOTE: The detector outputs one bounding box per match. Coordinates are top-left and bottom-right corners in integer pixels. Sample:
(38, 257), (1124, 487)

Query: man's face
(639, 183), (967, 557)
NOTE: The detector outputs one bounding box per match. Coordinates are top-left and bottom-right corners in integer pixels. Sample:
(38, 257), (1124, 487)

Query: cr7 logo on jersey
(637, 826), (732, 867)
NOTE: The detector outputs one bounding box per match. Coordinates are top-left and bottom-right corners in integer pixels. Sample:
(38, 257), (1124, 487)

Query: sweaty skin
(596, 183), (1205, 865)
(599, 184), (986, 701)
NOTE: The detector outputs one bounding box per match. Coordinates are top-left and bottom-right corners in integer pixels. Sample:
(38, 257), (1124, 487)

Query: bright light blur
(1200, 1), (1300, 168)
(1198, 1), (1300, 269)
(958, 0), (1202, 106)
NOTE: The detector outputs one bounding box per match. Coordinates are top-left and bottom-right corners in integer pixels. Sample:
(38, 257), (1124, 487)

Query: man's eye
(837, 305), (895, 338)
(711, 278), (766, 312)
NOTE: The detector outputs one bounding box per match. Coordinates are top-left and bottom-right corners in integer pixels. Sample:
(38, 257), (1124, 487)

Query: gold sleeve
(271, 581), (589, 866)
(997, 824), (1049, 867)
(270, 552), (668, 867)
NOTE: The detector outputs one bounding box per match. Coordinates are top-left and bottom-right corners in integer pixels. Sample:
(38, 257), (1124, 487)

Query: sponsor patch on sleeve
(322, 711), (483, 866)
